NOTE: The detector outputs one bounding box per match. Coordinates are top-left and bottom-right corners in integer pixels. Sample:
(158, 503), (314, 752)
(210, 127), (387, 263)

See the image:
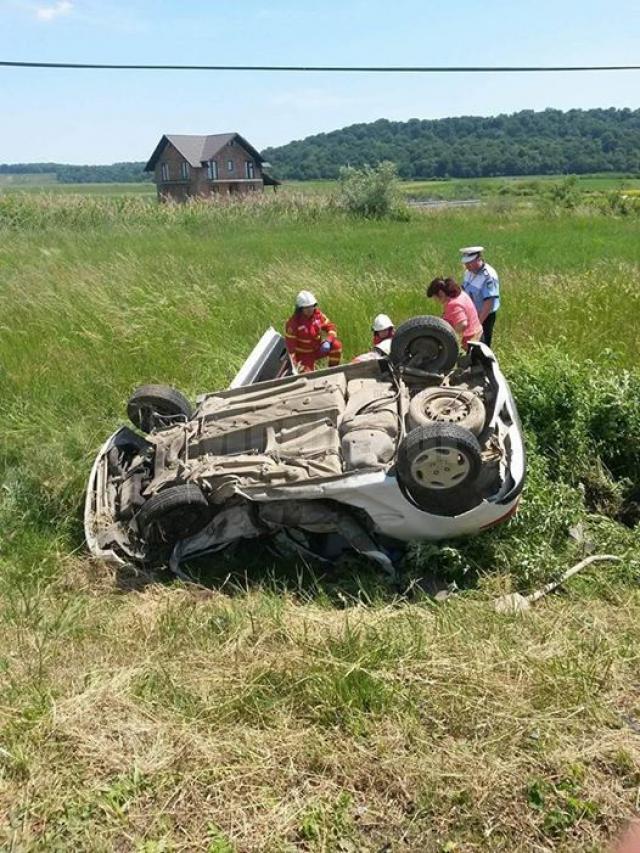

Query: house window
(161, 162), (169, 182)
(227, 160), (234, 172)
(180, 161), (189, 180)
(245, 161), (255, 179)
(207, 160), (218, 180)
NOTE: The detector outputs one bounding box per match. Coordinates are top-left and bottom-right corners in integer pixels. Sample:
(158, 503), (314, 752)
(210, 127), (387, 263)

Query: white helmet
(373, 337), (392, 357)
(372, 313), (394, 332)
(295, 290), (317, 309)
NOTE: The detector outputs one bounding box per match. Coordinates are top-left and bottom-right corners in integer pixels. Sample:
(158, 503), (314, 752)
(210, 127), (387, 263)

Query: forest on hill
(0, 161), (150, 183)
(261, 107), (640, 180)
(2, 108), (639, 184)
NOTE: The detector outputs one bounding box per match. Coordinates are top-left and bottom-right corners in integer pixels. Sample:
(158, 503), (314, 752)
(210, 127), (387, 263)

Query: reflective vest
(285, 308), (337, 357)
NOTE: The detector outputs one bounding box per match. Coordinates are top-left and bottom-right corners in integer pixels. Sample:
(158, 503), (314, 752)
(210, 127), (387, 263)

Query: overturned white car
(85, 316), (525, 573)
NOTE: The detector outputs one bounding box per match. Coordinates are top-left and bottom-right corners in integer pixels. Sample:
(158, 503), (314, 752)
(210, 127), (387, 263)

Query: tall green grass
(1, 195), (639, 850)
(1, 196), (638, 568)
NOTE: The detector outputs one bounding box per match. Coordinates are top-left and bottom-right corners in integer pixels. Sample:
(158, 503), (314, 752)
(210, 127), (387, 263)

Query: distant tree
(261, 107), (640, 181)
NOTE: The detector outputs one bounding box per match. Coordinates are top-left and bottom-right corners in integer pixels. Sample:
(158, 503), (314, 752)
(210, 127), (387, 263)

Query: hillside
(262, 107), (640, 180)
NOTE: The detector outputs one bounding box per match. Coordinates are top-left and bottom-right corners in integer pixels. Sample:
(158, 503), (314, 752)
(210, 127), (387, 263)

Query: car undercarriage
(85, 317), (525, 574)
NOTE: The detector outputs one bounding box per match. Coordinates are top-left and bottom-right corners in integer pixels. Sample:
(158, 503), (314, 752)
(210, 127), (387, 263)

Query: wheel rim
(424, 391), (473, 425)
(410, 446), (471, 489)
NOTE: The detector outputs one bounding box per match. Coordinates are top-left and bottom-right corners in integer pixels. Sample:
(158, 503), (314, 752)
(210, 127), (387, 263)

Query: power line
(1, 60), (640, 73)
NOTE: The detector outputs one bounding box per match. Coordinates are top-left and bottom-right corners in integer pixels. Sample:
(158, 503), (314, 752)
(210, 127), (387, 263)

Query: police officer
(459, 246), (500, 348)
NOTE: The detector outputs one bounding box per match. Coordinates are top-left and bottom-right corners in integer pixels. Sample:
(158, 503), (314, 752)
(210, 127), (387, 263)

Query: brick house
(145, 132), (279, 201)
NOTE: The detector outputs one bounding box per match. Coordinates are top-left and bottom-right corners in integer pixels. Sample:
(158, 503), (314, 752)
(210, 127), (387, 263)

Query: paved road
(407, 198), (483, 208)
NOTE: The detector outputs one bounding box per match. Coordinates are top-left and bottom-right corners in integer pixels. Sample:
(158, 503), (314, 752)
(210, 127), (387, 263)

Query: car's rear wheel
(408, 386), (485, 435)
(390, 316), (459, 374)
(396, 423), (483, 516)
(136, 484), (210, 543)
(127, 385), (192, 433)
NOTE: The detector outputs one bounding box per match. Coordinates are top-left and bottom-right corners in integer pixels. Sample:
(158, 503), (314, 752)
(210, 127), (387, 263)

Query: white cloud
(35, 1), (73, 21)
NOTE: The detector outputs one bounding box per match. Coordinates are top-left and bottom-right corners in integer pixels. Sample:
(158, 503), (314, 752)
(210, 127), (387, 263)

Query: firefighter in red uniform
(285, 291), (343, 372)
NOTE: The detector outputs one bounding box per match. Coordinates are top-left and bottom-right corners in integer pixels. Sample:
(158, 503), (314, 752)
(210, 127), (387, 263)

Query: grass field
(3, 171), (639, 202)
(1, 192), (639, 851)
(0, 178), (156, 195)
(253, 173), (640, 202)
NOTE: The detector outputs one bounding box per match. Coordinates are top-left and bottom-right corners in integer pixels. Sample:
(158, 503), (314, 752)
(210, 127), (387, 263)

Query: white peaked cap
(372, 313), (394, 331)
(295, 290), (317, 308)
(459, 245), (484, 263)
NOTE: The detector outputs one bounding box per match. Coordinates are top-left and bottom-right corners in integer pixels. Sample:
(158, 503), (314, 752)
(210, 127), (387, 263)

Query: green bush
(590, 190), (640, 217)
(535, 176), (584, 216)
(509, 352), (640, 524)
(337, 161), (408, 219)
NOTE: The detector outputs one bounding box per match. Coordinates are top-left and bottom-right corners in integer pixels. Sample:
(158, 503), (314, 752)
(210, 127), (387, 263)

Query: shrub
(509, 351), (640, 524)
(590, 191), (640, 217)
(535, 176), (584, 216)
(337, 161), (408, 219)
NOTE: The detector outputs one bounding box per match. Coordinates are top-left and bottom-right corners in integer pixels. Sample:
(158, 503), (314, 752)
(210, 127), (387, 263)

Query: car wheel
(408, 387), (486, 435)
(136, 484), (210, 542)
(127, 384), (192, 432)
(390, 316), (459, 374)
(396, 423), (483, 516)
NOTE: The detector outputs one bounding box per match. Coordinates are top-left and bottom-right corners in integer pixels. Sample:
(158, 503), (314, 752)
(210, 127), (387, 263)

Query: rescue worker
(371, 313), (394, 347)
(352, 337), (392, 363)
(285, 290), (343, 372)
(459, 246), (500, 348)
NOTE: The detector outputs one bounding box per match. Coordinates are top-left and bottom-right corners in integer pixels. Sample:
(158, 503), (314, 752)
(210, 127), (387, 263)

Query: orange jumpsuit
(285, 308), (343, 372)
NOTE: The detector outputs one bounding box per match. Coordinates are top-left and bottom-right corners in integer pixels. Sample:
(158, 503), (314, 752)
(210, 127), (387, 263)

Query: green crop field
(1, 191), (639, 851)
(0, 179), (156, 196)
(3, 170), (639, 202)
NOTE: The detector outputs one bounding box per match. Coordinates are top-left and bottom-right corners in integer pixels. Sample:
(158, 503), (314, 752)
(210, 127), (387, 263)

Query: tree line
(0, 162), (150, 183)
(3, 108), (639, 184)
(261, 108), (640, 180)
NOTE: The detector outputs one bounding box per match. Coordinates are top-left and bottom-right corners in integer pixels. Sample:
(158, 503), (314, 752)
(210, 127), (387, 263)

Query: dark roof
(145, 133), (264, 171)
(262, 172), (281, 186)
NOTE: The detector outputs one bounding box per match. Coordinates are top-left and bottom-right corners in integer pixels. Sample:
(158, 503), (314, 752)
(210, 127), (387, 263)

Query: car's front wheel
(396, 423), (483, 516)
(136, 484), (210, 544)
(127, 384), (192, 433)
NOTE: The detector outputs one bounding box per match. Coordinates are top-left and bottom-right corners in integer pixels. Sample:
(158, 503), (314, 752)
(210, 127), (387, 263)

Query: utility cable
(1, 60), (639, 73)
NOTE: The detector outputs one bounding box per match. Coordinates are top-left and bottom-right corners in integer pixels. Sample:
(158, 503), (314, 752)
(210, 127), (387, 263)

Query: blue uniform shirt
(462, 262), (500, 315)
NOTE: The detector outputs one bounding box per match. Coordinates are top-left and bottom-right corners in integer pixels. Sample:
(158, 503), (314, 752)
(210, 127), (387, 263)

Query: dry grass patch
(1, 574), (640, 851)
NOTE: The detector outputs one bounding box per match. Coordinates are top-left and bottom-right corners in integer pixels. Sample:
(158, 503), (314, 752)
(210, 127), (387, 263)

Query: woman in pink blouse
(427, 277), (483, 350)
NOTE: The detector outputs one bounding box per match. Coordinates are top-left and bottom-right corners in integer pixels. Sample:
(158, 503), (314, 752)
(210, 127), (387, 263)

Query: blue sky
(1, 0), (639, 164)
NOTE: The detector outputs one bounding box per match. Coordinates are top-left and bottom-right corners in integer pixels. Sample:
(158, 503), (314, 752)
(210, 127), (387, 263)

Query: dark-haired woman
(426, 277), (483, 350)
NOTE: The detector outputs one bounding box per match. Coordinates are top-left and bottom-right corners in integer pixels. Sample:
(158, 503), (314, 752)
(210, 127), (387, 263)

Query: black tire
(390, 316), (459, 374)
(127, 385), (192, 433)
(136, 484), (210, 542)
(408, 387), (486, 435)
(396, 423), (483, 516)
